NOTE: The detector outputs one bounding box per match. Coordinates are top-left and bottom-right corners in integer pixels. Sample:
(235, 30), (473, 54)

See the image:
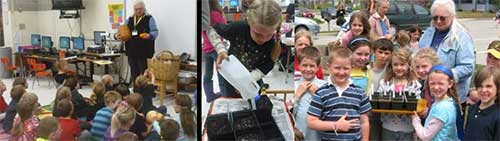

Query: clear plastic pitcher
(219, 55), (260, 100)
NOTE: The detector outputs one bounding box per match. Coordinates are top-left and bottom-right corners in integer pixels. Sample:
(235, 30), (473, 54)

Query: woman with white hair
(419, 0), (473, 111)
(416, 0), (473, 140)
(116, 0), (159, 84)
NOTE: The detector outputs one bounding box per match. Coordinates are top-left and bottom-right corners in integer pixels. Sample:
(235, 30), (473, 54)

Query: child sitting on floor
(52, 86), (71, 117)
(172, 95), (197, 141)
(160, 119), (180, 141)
(36, 117), (61, 141)
(102, 75), (115, 92)
(10, 93), (40, 141)
(64, 76), (92, 121)
(115, 84), (131, 100)
(0, 80), (8, 113)
(91, 82), (106, 110)
(126, 93), (150, 140)
(104, 104), (136, 141)
(133, 75), (166, 114)
(55, 99), (81, 141)
(2, 85), (26, 132)
(91, 91), (122, 140)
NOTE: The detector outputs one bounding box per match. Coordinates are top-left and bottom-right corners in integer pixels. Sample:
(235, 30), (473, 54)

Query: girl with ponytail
(104, 103), (136, 141)
(173, 95), (196, 141)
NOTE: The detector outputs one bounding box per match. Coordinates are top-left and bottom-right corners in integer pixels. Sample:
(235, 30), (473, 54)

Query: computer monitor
(94, 31), (105, 45)
(31, 34), (41, 46)
(59, 36), (70, 49)
(72, 37), (84, 50)
(230, 0), (238, 7)
(41, 36), (52, 48)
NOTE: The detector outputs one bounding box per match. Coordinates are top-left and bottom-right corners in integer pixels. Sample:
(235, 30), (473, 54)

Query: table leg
(90, 62), (95, 78)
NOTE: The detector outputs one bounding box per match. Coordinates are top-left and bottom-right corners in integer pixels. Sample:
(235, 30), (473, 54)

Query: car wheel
(295, 26), (308, 32)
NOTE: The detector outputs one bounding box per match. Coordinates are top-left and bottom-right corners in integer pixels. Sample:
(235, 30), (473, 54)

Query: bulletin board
(108, 3), (124, 29)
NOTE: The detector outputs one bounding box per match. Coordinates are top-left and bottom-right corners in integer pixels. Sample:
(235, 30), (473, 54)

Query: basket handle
(158, 50), (174, 57)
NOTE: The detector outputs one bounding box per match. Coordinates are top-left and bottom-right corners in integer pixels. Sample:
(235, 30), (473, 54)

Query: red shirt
(59, 118), (81, 141)
(294, 56), (324, 80)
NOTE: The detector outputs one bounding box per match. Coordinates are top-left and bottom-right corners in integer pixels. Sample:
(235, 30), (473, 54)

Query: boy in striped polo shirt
(90, 91), (122, 139)
(307, 47), (371, 141)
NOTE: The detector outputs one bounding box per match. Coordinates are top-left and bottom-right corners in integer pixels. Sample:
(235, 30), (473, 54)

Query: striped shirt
(308, 79), (372, 141)
(90, 107), (113, 139)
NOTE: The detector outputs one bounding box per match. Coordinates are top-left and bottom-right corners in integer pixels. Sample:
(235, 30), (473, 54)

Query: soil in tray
(392, 96), (405, 110)
(378, 100), (391, 109)
(206, 114), (236, 140)
(370, 100), (379, 109)
(405, 101), (418, 111)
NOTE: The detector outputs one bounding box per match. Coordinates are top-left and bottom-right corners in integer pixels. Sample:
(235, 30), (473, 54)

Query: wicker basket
(147, 50), (180, 81)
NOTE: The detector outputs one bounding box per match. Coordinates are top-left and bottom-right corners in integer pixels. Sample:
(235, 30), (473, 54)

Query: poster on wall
(108, 3), (124, 29)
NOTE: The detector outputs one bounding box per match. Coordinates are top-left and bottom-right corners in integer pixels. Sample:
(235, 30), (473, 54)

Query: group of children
(293, 13), (499, 140)
(0, 66), (197, 141)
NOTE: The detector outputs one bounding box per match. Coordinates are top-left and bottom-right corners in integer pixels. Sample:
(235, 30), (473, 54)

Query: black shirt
(214, 21), (276, 75)
(133, 84), (157, 114)
(130, 113), (147, 140)
(71, 90), (91, 119)
(464, 102), (500, 140)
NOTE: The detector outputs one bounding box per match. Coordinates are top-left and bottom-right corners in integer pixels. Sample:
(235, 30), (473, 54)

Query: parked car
(386, 2), (431, 31)
(302, 10), (315, 18)
(295, 16), (320, 36)
(320, 7), (337, 21)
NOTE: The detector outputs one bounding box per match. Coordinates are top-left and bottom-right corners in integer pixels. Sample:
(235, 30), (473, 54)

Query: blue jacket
(419, 26), (474, 104)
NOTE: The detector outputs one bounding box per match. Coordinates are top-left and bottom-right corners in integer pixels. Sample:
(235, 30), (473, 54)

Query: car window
(414, 4), (429, 15)
(387, 3), (397, 15)
(398, 3), (413, 15)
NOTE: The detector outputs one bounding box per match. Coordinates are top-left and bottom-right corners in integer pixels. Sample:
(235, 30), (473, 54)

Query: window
(414, 4), (429, 15)
(387, 3), (397, 15)
(398, 3), (414, 15)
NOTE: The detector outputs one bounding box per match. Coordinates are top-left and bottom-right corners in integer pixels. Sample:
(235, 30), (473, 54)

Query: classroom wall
(2, 0), (197, 60)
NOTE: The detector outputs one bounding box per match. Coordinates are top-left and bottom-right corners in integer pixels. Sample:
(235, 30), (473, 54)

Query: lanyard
(134, 15), (144, 28)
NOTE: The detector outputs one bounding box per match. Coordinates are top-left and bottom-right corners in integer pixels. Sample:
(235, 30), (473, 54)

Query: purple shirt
(104, 127), (128, 141)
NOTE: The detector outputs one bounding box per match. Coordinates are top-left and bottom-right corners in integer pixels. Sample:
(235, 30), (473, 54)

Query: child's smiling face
(477, 76), (498, 104)
(351, 45), (370, 68)
(428, 72), (453, 100)
(328, 57), (352, 86)
(295, 36), (311, 53)
(391, 57), (409, 78)
(414, 58), (433, 80)
(350, 18), (364, 36)
(299, 58), (319, 81)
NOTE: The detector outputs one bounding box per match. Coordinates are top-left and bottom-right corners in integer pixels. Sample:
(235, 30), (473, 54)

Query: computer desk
(18, 52), (121, 84)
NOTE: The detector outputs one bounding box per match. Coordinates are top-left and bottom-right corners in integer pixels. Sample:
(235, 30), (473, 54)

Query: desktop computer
(31, 34), (41, 47)
(59, 36), (70, 50)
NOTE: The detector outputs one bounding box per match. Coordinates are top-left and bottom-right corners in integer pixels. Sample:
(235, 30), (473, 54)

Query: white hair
(134, 0), (147, 14)
(430, 0), (470, 47)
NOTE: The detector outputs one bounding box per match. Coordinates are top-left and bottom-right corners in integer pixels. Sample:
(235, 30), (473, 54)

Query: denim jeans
(203, 51), (217, 83)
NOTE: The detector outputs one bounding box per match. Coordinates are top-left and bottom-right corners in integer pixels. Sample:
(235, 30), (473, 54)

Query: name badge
(132, 30), (138, 36)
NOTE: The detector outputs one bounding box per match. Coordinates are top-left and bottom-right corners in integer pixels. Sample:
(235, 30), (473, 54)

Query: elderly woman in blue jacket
(419, 0), (474, 107)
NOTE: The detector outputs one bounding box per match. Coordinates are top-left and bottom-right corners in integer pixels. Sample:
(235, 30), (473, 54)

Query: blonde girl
(104, 104), (136, 141)
(377, 48), (421, 140)
(214, 0), (282, 97)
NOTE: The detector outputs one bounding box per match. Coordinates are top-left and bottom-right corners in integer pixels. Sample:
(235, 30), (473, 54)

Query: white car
(294, 16), (320, 36)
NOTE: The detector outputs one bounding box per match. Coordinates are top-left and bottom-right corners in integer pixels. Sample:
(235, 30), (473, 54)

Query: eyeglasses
(432, 16), (448, 22)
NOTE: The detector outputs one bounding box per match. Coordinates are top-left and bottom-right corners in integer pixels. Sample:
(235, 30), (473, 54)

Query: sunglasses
(432, 16), (448, 22)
